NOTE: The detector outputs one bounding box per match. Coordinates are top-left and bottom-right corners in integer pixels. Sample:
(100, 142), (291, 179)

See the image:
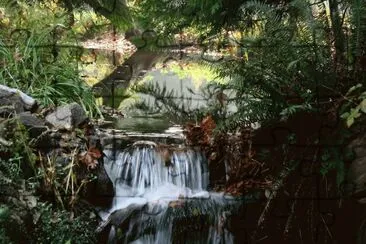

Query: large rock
(96, 203), (146, 234)
(0, 85), (37, 116)
(347, 133), (366, 197)
(45, 103), (88, 130)
(81, 159), (114, 209)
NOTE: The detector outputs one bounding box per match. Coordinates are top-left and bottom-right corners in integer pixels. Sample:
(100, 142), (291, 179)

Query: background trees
(128, 0), (366, 131)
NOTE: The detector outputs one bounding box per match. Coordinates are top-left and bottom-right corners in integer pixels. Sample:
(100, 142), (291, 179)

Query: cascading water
(100, 142), (240, 244)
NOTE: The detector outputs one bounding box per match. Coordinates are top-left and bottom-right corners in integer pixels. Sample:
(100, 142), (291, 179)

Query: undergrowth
(32, 203), (97, 244)
(0, 116), (98, 243)
(0, 0), (102, 118)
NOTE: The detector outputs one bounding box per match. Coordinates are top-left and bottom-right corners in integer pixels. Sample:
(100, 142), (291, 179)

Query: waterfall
(101, 142), (239, 243)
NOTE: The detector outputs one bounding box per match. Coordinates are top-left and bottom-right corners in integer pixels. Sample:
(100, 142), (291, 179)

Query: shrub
(0, 0), (102, 118)
(32, 203), (97, 244)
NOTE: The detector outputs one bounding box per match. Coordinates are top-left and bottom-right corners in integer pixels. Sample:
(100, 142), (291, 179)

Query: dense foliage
(131, 0), (366, 131)
(0, 0), (102, 117)
(127, 0), (366, 207)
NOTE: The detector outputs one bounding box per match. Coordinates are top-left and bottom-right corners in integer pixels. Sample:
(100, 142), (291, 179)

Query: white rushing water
(102, 142), (238, 244)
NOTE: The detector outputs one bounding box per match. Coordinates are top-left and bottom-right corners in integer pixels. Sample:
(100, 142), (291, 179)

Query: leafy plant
(32, 202), (97, 243)
(37, 148), (96, 210)
(340, 83), (366, 127)
(0, 117), (36, 181)
(0, 0), (103, 118)
(0, 33), (101, 117)
(320, 148), (346, 188)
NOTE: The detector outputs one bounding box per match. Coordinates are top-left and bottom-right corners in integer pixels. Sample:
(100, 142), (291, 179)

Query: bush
(0, 117), (36, 181)
(0, 0), (102, 118)
(32, 203), (97, 244)
(0, 32), (101, 117)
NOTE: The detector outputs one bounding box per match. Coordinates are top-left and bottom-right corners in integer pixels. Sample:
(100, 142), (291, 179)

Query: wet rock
(99, 129), (184, 149)
(17, 112), (48, 138)
(132, 140), (157, 147)
(168, 200), (185, 208)
(82, 159), (114, 208)
(45, 103), (88, 130)
(97, 203), (146, 233)
(0, 85), (37, 116)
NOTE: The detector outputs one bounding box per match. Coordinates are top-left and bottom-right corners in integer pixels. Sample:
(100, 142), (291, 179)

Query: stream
(86, 48), (251, 243)
(99, 142), (242, 243)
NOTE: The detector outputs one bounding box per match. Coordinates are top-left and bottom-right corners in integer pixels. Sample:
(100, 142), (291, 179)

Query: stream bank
(2, 84), (366, 243)
(0, 84), (263, 243)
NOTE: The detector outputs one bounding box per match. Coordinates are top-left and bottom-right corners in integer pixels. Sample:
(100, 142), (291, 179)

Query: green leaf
(360, 99), (366, 113)
(350, 107), (361, 118)
(345, 83), (363, 96)
(346, 117), (354, 127)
